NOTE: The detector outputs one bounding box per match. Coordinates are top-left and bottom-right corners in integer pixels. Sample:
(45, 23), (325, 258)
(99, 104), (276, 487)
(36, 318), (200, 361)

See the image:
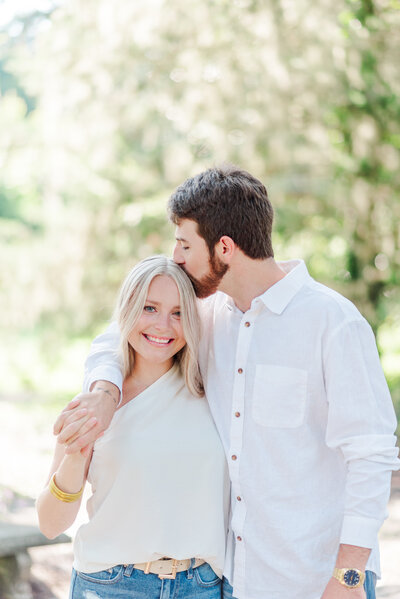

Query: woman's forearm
(36, 450), (89, 539)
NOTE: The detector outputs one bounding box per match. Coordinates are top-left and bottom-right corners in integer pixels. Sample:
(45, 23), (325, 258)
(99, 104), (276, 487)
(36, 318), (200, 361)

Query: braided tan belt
(133, 558), (205, 579)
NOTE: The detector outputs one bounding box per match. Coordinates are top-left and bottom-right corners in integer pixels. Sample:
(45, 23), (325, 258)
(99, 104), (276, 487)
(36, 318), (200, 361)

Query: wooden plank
(0, 522), (70, 557)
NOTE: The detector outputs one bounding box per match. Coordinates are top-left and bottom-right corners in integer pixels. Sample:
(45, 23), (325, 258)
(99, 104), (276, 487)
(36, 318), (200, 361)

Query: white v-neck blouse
(73, 364), (230, 576)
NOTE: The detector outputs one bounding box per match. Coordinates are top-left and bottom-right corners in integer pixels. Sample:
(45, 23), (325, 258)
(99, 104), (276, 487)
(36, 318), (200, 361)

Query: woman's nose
(154, 312), (170, 330)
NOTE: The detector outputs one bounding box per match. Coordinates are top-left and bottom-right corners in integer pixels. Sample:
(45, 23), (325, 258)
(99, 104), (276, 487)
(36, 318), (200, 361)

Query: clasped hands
(54, 382), (119, 455)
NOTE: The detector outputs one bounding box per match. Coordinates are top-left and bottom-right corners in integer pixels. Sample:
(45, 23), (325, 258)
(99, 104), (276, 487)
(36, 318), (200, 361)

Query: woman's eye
(144, 305), (156, 312)
(173, 311), (181, 318)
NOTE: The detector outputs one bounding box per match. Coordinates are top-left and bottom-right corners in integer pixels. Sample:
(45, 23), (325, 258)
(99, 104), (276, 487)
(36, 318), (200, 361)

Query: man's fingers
(65, 407), (88, 424)
(63, 415), (98, 447)
(64, 416), (97, 446)
(57, 415), (90, 445)
(53, 397), (83, 435)
(65, 422), (103, 454)
(54, 407), (88, 437)
(53, 410), (69, 435)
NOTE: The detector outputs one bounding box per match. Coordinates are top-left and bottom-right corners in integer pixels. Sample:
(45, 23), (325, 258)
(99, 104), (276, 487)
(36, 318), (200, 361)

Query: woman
(36, 255), (229, 599)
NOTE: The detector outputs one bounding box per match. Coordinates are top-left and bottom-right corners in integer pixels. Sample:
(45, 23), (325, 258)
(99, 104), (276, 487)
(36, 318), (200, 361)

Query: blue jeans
(222, 570), (377, 598)
(70, 562), (221, 599)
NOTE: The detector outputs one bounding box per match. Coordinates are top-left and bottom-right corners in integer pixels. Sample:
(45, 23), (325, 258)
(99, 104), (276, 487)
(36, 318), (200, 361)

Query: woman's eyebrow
(146, 299), (181, 311)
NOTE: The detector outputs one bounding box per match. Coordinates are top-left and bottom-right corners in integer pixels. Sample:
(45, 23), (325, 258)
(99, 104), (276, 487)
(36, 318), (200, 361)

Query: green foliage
(0, 1), (399, 426)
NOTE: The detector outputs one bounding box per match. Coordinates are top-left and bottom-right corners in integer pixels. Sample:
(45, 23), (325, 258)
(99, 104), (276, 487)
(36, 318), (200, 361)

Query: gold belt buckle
(158, 559), (178, 580)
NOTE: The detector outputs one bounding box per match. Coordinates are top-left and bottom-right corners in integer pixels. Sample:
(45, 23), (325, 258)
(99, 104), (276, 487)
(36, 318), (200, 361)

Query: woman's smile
(143, 333), (174, 346)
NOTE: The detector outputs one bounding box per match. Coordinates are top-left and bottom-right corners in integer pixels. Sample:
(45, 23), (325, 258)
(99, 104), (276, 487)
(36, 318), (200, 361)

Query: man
(55, 165), (399, 599)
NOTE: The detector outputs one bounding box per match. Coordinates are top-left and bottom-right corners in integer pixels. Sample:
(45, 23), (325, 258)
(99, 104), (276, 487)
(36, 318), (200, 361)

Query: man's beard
(183, 254), (228, 298)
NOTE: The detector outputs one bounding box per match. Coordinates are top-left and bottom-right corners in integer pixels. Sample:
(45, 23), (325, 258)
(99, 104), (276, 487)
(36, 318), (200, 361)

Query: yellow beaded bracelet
(49, 473), (84, 503)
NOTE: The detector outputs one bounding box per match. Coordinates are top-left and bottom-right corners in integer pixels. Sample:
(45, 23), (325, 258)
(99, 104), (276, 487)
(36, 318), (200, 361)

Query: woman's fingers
(80, 439), (98, 458)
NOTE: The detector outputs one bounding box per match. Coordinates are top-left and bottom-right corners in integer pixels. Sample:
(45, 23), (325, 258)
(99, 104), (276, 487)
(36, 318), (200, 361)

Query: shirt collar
(254, 259), (310, 315)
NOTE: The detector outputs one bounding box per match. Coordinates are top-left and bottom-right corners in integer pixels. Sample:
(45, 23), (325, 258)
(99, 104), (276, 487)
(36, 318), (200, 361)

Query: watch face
(343, 570), (360, 587)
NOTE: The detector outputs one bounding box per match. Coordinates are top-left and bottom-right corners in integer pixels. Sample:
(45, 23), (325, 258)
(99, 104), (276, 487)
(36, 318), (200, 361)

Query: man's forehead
(175, 219), (199, 239)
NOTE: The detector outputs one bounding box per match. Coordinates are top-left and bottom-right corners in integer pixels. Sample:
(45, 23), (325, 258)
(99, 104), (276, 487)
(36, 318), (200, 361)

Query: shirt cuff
(83, 366), (123, 394)
(340, 515), (383, 549)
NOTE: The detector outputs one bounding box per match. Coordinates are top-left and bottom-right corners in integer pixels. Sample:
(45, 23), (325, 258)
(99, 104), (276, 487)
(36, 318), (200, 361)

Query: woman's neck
(121, 356), (174, 407)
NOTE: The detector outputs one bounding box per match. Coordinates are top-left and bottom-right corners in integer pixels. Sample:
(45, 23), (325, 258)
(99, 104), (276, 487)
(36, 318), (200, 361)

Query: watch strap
(333, 567), (365, 588)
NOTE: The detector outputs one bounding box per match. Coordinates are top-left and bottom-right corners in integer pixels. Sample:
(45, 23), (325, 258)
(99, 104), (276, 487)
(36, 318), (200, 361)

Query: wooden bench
(0, 521), (70, 599)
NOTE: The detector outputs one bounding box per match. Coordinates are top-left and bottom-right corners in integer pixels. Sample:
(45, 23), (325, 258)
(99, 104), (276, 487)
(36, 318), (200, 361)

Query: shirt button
(237, 368), (243, 374)
(244, 321), (250, 327)
(237, 496), (242, 501)
(231, 455), (237, 461)
(237, 536), (242, 541)
(235, 411), (240, 418)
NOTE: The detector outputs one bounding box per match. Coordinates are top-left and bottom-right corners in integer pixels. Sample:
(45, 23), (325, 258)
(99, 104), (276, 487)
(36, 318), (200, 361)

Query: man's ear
(215, 236), (236, 263)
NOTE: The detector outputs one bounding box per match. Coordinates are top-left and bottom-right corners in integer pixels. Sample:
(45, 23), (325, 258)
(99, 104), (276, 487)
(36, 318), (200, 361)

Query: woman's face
(128, 275), (186, 368)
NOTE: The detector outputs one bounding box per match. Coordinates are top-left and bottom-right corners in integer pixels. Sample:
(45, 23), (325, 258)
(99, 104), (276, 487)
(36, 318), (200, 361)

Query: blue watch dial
(343, 570), (360, 587)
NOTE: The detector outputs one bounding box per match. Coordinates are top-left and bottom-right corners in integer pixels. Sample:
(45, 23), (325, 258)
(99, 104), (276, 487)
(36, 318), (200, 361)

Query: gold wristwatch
(333, 568), (365, 589)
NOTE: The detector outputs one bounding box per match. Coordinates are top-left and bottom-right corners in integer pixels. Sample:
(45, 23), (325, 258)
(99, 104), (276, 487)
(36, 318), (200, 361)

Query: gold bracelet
(49, 473), (84, 503)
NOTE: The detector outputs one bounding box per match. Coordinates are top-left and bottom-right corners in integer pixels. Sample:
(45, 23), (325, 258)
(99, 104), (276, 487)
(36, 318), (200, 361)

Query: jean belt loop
(186, 558), (195, 579)
(123, 564), (134, 577)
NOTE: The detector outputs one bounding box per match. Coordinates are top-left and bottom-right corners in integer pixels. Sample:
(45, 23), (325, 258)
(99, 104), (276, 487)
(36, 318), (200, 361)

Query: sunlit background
(1, 0), (399, 596)
(2, 0), (399, 397)
(1, 0), (399, 414)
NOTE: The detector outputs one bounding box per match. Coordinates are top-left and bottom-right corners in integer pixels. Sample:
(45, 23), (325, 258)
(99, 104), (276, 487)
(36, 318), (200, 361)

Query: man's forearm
(90, 380), (121, 407)
(320, 544), (371, 598)
(335, 543), (371, 570)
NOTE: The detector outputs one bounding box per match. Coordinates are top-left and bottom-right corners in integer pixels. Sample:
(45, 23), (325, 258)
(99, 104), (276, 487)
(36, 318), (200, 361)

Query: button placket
(228, 309), (257, 576)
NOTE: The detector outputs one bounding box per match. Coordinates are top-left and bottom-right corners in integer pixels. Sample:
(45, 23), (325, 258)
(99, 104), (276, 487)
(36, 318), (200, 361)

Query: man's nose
(173, 244), (184, 264)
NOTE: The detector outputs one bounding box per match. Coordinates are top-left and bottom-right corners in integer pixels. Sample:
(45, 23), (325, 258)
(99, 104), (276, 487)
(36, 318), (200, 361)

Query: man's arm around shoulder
(54, 323), (122, 453)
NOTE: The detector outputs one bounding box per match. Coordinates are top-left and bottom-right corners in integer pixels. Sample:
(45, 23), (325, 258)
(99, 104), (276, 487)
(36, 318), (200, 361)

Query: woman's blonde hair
(113, 255), (204, 397)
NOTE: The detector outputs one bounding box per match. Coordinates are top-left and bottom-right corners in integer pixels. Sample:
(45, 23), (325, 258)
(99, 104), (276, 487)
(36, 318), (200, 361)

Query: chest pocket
(252, 365), (308, 428)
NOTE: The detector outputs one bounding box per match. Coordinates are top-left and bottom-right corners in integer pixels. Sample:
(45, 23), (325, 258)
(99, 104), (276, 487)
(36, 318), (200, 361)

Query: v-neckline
(116, 363), (179, 414)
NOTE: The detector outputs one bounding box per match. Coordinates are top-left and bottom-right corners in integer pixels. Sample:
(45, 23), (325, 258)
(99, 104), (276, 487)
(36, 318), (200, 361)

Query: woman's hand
(53, 381), (119, 453)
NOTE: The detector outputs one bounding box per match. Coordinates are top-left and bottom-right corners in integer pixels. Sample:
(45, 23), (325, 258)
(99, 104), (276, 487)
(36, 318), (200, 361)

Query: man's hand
(54, 381), (120, 454)
(321, 576), (366, 599)
(321, 544), (369, 599)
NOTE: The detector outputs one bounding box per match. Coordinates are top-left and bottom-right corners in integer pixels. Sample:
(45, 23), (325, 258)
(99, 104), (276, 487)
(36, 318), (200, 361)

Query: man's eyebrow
(175, 236), (188, 242)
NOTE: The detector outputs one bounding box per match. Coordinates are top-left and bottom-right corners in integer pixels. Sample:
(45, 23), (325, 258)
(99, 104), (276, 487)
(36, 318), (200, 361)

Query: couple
(37, 165), (399, 599)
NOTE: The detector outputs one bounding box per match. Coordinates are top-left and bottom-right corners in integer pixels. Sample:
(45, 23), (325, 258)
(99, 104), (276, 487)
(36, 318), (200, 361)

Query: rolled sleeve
(324, 317), (399, 548)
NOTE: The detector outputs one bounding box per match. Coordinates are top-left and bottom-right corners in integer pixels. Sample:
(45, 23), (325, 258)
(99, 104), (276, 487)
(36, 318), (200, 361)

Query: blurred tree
(325, 0), (400, 330)
(0, 0), (399, 392)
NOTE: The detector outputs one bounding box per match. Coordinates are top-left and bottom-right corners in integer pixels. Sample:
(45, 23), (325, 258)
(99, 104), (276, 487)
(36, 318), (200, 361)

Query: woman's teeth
(144, 334), (172, 345)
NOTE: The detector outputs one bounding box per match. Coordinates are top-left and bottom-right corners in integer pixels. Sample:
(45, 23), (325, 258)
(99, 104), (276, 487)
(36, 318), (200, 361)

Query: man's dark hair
(168, 164), (274, 259)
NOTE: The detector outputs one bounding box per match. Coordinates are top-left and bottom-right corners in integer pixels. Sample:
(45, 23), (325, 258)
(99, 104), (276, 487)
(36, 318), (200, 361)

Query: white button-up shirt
(84, 260), (399, 599)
